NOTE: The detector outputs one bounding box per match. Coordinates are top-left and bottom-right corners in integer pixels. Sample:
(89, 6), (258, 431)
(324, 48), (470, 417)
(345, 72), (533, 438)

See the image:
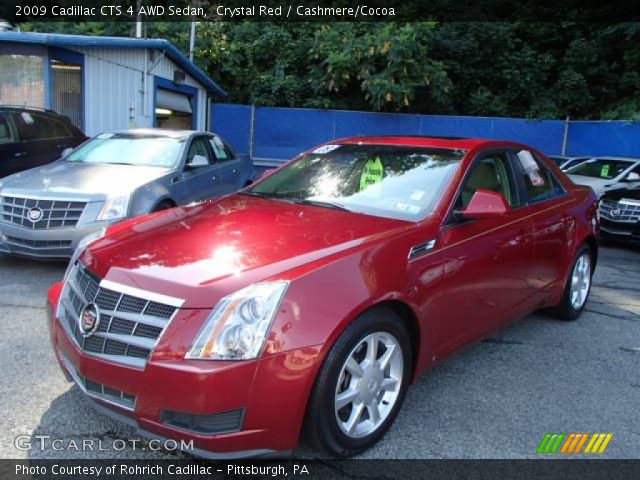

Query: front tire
(304, 307), (412, 457)
(549, 244), (593, 320)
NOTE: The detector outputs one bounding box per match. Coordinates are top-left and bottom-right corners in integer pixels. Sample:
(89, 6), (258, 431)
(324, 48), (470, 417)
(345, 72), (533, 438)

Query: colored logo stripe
(537, 433), (566, 453)
(584, 433), (613, 454)
(538, 433), (613, 454)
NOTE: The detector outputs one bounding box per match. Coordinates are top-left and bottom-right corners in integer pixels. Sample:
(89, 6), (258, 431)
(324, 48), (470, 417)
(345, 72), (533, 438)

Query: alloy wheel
(570, 253), (591, 310)
(334, 332), (404, 438)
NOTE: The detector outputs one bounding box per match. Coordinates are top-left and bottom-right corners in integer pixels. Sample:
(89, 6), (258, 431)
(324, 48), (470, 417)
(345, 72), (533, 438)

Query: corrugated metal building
(0, 31), (226, 135)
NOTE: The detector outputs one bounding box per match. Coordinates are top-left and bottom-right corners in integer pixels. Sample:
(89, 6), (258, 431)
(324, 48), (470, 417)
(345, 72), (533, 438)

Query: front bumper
(600, 219), (640, 244)
(0, 220), (111, 260)
(47, 283), (322, 458)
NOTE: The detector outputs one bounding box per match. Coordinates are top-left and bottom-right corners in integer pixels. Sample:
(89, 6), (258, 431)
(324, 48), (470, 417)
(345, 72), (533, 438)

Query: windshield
(246, 144), (465, 221)
(65, 133), (184, 168)
(566, 158), (634, 180)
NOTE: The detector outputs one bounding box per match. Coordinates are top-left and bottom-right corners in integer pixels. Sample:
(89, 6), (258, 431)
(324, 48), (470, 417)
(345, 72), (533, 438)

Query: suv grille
(58, 263), (181, 369)
(600, 199), (640, 223)
(1, 195), (87, 229)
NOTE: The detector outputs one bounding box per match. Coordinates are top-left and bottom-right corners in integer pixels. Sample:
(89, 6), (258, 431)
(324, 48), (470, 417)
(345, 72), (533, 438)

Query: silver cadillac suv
(0, 129), (253, 259)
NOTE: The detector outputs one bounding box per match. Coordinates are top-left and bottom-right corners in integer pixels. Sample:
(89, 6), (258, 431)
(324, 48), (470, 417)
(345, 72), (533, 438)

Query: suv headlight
(186, 281), (289, 361)
(97, 195), (129, 221)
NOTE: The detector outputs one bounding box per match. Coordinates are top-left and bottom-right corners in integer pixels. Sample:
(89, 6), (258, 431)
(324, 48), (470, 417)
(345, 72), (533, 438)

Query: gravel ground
(0, 244), (638, 459)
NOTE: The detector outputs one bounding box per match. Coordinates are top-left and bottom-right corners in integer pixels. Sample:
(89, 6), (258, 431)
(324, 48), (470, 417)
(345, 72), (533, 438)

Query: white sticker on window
(20, 112), (34, 125)
(517, 150), (546, 186)
(312, 144), (341, 154)
(210, 137), (228, 159)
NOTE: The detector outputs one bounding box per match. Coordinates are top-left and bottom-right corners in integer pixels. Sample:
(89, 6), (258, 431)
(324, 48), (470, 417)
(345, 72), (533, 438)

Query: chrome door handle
(232, 168), (238, 173)
(14, 152), (27, 158)
(212, 175), (217, 181)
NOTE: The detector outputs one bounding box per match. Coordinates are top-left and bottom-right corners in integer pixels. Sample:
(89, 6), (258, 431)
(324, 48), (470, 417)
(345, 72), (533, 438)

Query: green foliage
(21, 21), (640, 120)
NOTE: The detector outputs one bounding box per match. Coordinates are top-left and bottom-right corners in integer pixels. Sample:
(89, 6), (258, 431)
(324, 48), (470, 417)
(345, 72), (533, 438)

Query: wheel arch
(151, 196), (177, 211)
(583, 234), (599, 271)
(372, 300), (422, 381)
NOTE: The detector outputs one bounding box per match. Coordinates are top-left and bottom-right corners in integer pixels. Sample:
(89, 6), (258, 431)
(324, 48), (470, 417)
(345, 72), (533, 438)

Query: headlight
(186, 281), (289, 361)
(97, 196), (129, 221)
(63, 228), (106, 281)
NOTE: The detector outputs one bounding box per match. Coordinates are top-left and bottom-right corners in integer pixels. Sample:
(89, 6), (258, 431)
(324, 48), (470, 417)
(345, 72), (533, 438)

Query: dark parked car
(599, 187), (640, 244)
(0, 105), (86, 178)
(0, 129), (253, 259)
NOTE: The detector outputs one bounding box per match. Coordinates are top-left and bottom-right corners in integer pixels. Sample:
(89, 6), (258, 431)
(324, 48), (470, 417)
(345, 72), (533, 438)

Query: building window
(0, 54), (45, 107)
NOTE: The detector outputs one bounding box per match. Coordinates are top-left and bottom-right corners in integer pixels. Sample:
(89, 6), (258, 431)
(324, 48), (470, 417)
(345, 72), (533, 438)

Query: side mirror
(625, 172), (640, 182)
(186, 154), (209, 168)
(61, 147), (73, 158)
(457, 189), (509, 220)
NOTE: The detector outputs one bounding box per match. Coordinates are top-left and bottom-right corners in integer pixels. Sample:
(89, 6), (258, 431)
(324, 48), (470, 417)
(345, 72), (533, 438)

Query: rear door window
(513, 150), (565, 204)
(13, 112), (70, 141)
(208, 136), (231, 162)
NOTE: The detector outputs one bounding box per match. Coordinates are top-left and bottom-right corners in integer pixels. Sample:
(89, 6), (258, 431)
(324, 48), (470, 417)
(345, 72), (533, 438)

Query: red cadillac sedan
(47, 136), (599, 458)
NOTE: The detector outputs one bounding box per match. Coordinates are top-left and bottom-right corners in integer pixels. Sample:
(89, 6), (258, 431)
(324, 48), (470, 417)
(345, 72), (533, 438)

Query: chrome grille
(1, 195), (87, 229)
(59, 263), (181, 369)
(600, 199), (640, 223)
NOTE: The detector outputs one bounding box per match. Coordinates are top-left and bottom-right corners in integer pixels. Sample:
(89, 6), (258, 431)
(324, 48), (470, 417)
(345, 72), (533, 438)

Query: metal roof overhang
(0, 31), (227, 97)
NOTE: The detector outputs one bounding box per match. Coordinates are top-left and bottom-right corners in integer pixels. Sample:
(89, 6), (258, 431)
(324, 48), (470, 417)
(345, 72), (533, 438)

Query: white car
(566, 157), (640, 197)
(547, 155), (592, 171)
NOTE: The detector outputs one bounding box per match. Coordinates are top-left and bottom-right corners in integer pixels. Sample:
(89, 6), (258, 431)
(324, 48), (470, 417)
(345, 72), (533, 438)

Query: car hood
(82, 194), (411, 308)
(0, 161), (170, 199)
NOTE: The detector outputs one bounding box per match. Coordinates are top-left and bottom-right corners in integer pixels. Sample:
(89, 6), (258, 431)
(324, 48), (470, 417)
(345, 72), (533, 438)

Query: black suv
(599, 187), (640, 245)
(0, 106), (86, 178)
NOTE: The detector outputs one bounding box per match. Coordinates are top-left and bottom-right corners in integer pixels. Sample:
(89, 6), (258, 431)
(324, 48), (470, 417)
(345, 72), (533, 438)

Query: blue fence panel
(211, 103), (640, 164)
(567, 121), (640, 157)
(210, 103), (252, 156)
(333, 111), (422, 138)
(253, 107), (335, 160)
(490, 118), (565, 154)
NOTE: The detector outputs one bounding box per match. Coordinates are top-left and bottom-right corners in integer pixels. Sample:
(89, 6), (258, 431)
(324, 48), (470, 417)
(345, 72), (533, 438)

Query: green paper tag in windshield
(360, 157), (384, 191)
(601, 164), (610, 177)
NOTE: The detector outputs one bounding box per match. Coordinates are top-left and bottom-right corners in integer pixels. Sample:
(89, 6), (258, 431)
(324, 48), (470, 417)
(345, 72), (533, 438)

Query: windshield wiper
(292, 199), (350, 211)
(239, 191), (278, 198)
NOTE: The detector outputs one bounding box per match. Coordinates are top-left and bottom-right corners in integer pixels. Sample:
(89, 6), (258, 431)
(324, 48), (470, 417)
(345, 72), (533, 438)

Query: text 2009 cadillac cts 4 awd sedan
(47, 136), (599, 458)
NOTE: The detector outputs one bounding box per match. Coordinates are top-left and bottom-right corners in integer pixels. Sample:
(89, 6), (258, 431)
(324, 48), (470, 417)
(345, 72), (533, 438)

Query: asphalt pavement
(0, 245), (638, 459)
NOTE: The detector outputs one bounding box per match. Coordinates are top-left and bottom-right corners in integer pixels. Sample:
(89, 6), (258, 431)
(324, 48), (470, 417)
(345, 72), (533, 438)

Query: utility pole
(189, 20), (196, 61)
(135, 0), (142, 38)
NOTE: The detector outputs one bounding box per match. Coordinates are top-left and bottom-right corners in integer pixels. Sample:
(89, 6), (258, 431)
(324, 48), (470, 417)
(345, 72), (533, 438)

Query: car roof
(334, 135), (515, 150)
(590, 156), (640, 162)
(104, 128), (208, 139)
(0, 105), (63, 115)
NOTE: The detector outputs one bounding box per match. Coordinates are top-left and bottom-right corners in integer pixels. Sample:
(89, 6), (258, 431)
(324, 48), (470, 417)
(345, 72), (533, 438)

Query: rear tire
(304, 307), (412, 457)
(549, 244), (593, 321)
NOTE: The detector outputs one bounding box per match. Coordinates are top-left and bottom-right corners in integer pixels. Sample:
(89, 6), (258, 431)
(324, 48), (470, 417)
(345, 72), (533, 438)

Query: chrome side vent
(409, 239), (436, 260)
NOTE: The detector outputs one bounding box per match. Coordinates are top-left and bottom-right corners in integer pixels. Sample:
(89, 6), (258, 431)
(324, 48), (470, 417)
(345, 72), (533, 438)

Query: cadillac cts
(47, 136), (599, 458)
